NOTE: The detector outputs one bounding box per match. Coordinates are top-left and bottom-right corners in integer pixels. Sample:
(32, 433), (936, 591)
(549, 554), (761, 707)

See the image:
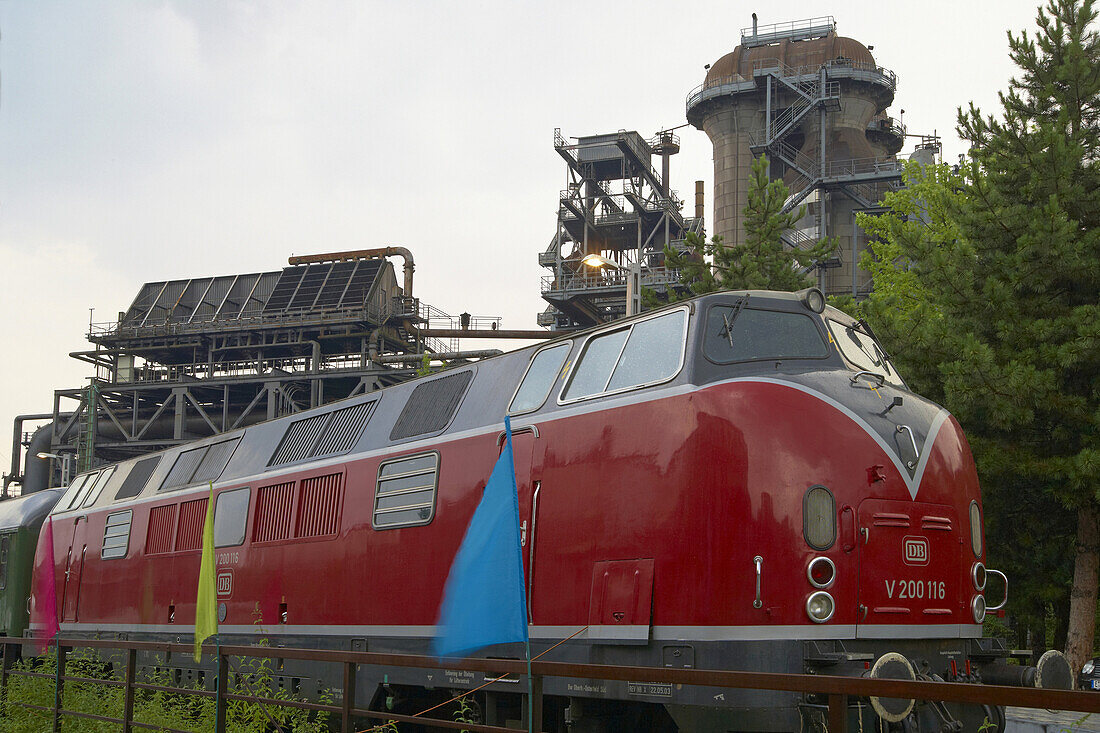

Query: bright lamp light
(581, 254), (617, 268)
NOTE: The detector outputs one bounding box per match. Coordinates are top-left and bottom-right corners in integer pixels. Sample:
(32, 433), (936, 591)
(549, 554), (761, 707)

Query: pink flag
(29, 516), (60, 655)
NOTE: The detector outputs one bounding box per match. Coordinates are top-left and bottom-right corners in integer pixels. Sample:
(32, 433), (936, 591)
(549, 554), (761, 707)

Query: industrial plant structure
(538, 129), (704, 330)
(4, 15), (946, 496)
(687, 16), (937, 297)
(3, 249), (523, 497)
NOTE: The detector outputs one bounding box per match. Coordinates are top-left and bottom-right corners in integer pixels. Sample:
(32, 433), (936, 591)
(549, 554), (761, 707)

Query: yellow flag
(194, 483), (218, 662)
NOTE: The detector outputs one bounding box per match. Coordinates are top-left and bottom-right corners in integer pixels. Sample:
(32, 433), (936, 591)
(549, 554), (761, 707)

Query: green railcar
(0, 488), (64, 648)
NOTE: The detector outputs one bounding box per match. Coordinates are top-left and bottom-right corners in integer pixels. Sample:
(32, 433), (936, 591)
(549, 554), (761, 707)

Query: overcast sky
(0, 0), (1047, 477)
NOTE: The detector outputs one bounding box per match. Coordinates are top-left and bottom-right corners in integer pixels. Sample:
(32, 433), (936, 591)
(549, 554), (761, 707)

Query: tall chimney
(695, 180), (705, 220)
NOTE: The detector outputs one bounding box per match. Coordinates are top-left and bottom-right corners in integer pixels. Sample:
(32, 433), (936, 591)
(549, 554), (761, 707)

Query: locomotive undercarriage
(48, 630), (1064, 732)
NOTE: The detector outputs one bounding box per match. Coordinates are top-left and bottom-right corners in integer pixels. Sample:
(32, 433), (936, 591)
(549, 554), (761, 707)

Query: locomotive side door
(60, 515), (88, 623)
(500, 425), (539, 622)
(855, 498), (960, 636)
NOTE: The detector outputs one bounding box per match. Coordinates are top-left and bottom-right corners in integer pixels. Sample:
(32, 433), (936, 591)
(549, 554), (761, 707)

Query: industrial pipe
(368, 327), (387, 363)
(4, 413), (60, 497)
(414, 328), (556, 340)
(374, 350), (503, 364)
(22, 425), (54, 494)
(288, 247), (415, 297)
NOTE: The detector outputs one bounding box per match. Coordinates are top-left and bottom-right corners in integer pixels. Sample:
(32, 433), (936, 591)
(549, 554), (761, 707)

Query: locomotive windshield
(827, 319), (905, 387)
(703, 305), (828, 363)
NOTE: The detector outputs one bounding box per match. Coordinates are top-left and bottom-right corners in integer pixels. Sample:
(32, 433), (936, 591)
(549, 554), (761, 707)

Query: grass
(0, 648), (333, 733)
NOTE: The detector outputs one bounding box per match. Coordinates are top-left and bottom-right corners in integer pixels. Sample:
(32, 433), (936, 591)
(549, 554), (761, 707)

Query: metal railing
(824, 155), (906, 179)
(4, 637), (1100, 733)
(88, 302), (390, 342)
(541, 267), (682, 295)
(868, 115), (906, 139)
(687, 58), (896, 110)
(740, 16), (836, 46)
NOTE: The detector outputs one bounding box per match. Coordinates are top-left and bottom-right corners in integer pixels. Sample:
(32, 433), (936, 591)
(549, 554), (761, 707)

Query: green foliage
(417, 353), (433, 377)
(854, 160), (968, 400)
(648, 155), (836, 306)
(1, 639), (332, 733)
(859, 0), (1100, 653)
(735, 155), (837, 291)
(453, 694), (479, 733)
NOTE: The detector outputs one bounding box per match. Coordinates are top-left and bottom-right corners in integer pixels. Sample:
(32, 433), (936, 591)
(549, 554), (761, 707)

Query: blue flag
(433, 416), (529, 658)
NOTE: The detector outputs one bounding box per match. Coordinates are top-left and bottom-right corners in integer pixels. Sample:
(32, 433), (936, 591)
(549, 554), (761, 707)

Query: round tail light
(972, 594), (986, 623)
(806, 591), (836, 623)
(972, 562), (987, 591)
(807, 557), (836, 589)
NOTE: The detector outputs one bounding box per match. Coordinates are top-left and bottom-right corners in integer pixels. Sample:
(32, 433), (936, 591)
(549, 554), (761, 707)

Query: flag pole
(526, 636), (534, 733)
(215, 633), (225, 732)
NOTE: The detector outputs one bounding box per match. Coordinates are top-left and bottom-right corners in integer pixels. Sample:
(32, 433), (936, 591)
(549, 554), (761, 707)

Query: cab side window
(214, 488), (250, 548)
(562, 308), (688, 401)
(510, 342), (571, 415)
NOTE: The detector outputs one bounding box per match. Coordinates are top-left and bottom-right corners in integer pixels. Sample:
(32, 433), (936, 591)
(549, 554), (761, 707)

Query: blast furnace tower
(686, 17), (913, 297)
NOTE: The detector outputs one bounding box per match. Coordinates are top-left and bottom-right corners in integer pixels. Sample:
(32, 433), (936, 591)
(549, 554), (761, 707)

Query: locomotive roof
(52, 288), (854, 514)
(0, 488), (65, 531)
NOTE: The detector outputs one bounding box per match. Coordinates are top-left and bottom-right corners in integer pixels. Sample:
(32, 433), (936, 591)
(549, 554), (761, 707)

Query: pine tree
(651, 155), (836, 304)
(729, 155), (836, 291)
(858, 161), (1079, 663)
(861, 0), (1100, 671)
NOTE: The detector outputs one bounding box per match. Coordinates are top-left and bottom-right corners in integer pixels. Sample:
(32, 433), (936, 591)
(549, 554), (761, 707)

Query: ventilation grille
(193, 439), (239, 484)
(114, 456), (160, 501)
(297, 473), (342, 538)
(390, 371), (473, 441)
(317, 403), (372, 455)
(145, 505), (176, 555)
(254, 482), (295, 543)
(270, 414), (329, 466)
(269, 401), (374, 468)
(161, 438), (240, 491)
(175, 498), (207, 551)
(162, 449), (206, 491)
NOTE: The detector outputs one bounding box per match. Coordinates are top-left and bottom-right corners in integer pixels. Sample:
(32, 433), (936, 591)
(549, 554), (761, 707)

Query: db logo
(903, 536), (929, 566)
(216, 568), (233, 598)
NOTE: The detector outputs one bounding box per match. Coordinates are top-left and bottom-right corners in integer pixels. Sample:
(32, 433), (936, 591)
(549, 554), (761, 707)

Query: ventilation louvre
(115, 456), (160, 501)
(192, 439), (240, 484)
(390, 371), (473, 441)
(269, 413), (330, 467)
(175, 498), (207, 551)
(269, 401), (374, 468)
(146, 505), (177, 555)
(161, 449), (206, 491)
(161, 438), (239, 491)
(254, 482), (295, 543)
(315, 403), (373, 455)
(297, 473), (342, 538)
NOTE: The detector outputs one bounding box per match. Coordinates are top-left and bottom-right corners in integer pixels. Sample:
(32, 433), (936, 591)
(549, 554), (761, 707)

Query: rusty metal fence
(3, 636), (1100, 733)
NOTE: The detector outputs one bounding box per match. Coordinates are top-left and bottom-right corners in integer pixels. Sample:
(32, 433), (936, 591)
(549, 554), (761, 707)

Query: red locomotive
(29, 289), (1066, 731)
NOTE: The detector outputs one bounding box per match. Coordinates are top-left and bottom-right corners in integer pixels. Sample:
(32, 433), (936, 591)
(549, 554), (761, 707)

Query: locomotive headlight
(807, 557), (836, 589)
(806, 591), (836, 623)
(799, 287), (827, 313)
(972, 562), (987, 591)
(972, 594), (986, 624)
